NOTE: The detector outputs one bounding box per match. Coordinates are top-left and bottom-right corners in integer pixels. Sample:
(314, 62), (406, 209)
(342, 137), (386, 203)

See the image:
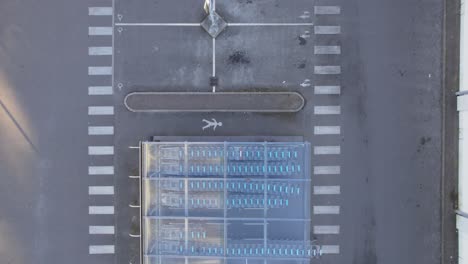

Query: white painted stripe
(315, 66), (341, 74)
(88, 66), (112, 75)
(89, 7), (113, 16)
(88, 126), (114, 135)
(314, 146), (341, 155)
(88, 106), (114, 115)
(314, 106), (341, 115)
(314, 86), (341, 95)
(313, 185), (341, 195)
(88, 27), (113, 36)
(116, 23), (200, 26)
(314, 26), (341, 34)
(314, 45), (341, 54)
(88, 146), (114, 155)
(88, 86), (113, 95)
(89, 245), (115, 254)
(89, 186), (114, 195)
(89, 166), (114, 175)
(314, 225), (340, 234)
(314, 166), (341, 175)
(314, 126), (341, 135)
(89, 47), (113, 56)
(89, 206), (114, 215)
(313, 205), (340, 214)
(228, 23), (314, 26)
(314, 6), (341, 15)
(321, 245), (340, 254)
(89, 226), (115, 234)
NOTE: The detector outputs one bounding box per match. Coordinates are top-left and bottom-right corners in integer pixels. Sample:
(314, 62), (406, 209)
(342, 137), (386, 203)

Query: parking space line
(88, 86), (113, 95)
(321, 245), (340, 254)
(314, 146), (341, 155)
(89, 186), (114, 195)
(89, 47), (113, 56)
(314, 26), (341, 34)
(314, 106), (341, 115)
(88, 66), (112, 76)
(314, 66), (341, 74)
(314, 225), (340, 234)
(88, 106), (114, 115)
(313, 205), (340, 214)
(88, 27), (113, 36)
(89, 7), (113, 16)
(88, 126), (114, 135)
(89, 245), (115, 254)
(88, 146), (114, 155)
(314, 166), (341, 175)
(313, 185), (341, 195)
(89, 206), (114, 215)
(314, 86), (341, 95)
(314, 6), (341, 15)
(88, 166), (114, 175)
(314, 126), (341, 135)
(89, 226), (115, 234)
(314, 45), (341, 55)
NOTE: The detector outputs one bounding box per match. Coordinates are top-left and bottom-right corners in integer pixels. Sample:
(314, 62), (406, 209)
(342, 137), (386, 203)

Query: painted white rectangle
(88, 27), (113, 36)
(89, 245), (115, 254)
(88, 146), (114, 155)
(89, 206), (114, 215)
(314, 26), (341, 34)
(89, 47), (113, 56)
(315, 66), (341, 75)
(314, 166), (340, 175)
(314, 45), (341, 55)
(88, 86), (113, 95)
(313, 205), (340, 214)
(89, 186), (114, 195)
(314, 225), (340, 234)
(321, 245), (340, 254)
(88, 126), (114, 135)
(314, 106), (341, 115)
(89, 7), (113, 16)
(314, 126), (341, 135)
(89, 166), (114, 175)
(88, 66), (112, 75)
(314, 146), (341, 155)
(314, 86), (341, 95)
(313, 185), (341, 195)
(89, 226), (115, 234)
(314, 6), (341, 15)
(88, 106), (114, 115)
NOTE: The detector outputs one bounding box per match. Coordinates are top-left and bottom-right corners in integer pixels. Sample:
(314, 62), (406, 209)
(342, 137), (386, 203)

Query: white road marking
(300, 79), (311, 87)
(89, 245), (115, 254)
(314, 45), (341, 55)
(314, 166), (341, 175)
(314, 146), (341, 155)
(88, 7), (113, 16)
(314, 66), (341, 74)
(88, 66), (112, 75)
(88, 86), (113, 95)
(212, 38), (216, 93)
(89, 47), (113, 56)
(314, 25), (341, 34)
(88, 146), (114, 155)
(228, 23), (314, 26)
(314, 106), (341, 115)
(88, 166), (114, 175)
(115, 23), (200, 26)
(321, 245), (340, 254)
(89, 206), (114, 215)
(88, 126), (114, 135)
(314, 6), (341, 15)
(313, 185), (341, 195)
(314, 126), (341, 135)
(89, 226), (115, 234)
(314, 225), (340, 234)
(313, 205), (340, 214)
(88, 106), (114, 115)
(314, 86), (341, 95)
(89, 186), (114, 195)
(88, 27), (113, 35)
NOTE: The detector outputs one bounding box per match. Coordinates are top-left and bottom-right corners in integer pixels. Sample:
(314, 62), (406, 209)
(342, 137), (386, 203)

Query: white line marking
(314, 126), (341, 135)
(88, 146), (114, 155)
(314, 225), (340, 234)
(314, 66), (341, 74)
(89, 245), (115, 254)
(314, 106), (341, 115)
(88, 27), (113, 36)
(88, 66), (112, 75)
(313, 185), (341, 195)
(314, 6), (341, 15)
(314, 25), (341, 34)
(314, 86), (341, 95)
(88, 166), (114, 175)
(314, 166), (341, 175)
(321, 245), (340, 254)
(88, 126), (114, 135)
(88, 86), (113, 95)
(313, 205), (340, 214)
(88, 106), (114, 115)
(89, 7), (113, 16)
(212, 38), (216, 93)
(314, 146), (341, 155)
(228, 23), (314, 26)
(89, 226), (115, 234)
(314, 45), (341, 55)
(89, 206), (114, 215)
(115, 23), (200, 26)
(89, 47), (113, 56)
(89, 186), (114, 195)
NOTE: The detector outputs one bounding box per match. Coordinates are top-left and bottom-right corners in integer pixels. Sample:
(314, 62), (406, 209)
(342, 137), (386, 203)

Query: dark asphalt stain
(297, 36), (307, 45)
(296, 59), (307, 69)
(420, 136), (431, 145)
(228, 51), (250, 64)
